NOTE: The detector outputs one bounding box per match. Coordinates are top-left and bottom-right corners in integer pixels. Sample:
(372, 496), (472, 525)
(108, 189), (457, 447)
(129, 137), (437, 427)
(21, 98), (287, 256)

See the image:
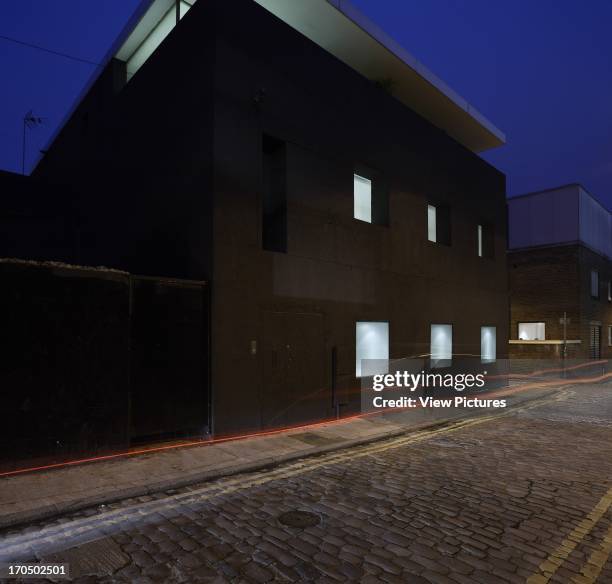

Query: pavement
(1, 383), (612, 583)
(0, 384), (556, 531)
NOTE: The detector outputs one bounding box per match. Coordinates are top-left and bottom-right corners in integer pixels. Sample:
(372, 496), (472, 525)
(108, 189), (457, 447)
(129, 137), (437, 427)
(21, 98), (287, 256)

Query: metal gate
(129, 276), (209, 442)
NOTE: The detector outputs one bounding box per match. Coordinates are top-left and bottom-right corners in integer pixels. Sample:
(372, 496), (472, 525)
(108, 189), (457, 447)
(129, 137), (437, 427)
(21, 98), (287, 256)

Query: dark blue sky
(1, 1), (611, 206)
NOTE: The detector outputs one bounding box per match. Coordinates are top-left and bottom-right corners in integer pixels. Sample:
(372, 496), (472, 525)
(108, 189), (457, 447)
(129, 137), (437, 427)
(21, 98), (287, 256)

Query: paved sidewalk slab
(0, 387), (557, 530)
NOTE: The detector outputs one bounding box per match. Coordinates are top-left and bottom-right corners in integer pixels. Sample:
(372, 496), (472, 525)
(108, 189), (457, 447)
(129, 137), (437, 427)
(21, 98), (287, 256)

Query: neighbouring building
(508, 184), (612, 360)
(2, 0), (507, 459)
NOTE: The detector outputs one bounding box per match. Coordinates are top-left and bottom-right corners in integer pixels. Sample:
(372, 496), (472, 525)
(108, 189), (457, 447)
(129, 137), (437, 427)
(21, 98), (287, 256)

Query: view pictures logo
(372, 371), (486, 392)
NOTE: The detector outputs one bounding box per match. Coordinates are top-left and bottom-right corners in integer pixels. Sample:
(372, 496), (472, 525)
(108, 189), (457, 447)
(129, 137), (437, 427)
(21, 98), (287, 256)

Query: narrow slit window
(428, 205), (437, 242)
(262, 135), (287, 253)
(477, 223), (494, 258)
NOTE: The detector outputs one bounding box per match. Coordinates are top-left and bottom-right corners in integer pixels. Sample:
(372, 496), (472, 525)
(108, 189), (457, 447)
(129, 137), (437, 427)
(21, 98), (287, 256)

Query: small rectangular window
(481, 326), (496, 362)
(262, 135), (287, 253)
(354, 174), (372, 223)
(608, 281), (611, 302)
(356, 322), (389, 377)
(428, 205), (437, 242)
(428, 203), (451, 245)
(430, 324), (452, 368)
(353, 168), (388, 225)
(591, 270), (599, 298)
(608, 325), (612, 346)
(477, 223), (494, 258)
(518, 322), (545, 341)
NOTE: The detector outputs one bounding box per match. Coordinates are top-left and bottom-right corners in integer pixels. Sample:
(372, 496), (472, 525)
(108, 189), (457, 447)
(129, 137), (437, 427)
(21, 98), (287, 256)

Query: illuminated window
(518, 322), (545, 341)
(428, 205), (437, 242)
(430, 324), (452, 367)
(354, 174), (372, 223)
(428, 203), (451, 245)
(591, 270), (599, 298)
(608, 281), (611, 302)
(353, 169), (388, 225)
(116, 0), (197, 82)
(608, 326), (612, 346)
(477, 223), (494, 258)
(356, 322), (389, 377)
(481, 326), (496, 362)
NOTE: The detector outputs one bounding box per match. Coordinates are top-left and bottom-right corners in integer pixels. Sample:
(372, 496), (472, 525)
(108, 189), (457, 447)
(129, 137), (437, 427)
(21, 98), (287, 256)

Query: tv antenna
(22, 110), (44, 175)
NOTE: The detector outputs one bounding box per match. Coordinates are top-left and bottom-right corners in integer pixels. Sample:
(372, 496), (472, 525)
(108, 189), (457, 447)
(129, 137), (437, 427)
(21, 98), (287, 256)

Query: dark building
(3, 0), (507, 449)
(508, 184), (612, 360)
(0, 170), (76, 260)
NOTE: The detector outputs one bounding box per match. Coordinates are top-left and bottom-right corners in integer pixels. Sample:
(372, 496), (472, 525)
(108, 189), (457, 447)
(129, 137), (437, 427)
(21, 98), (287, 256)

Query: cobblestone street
(2, 385), (612, 583)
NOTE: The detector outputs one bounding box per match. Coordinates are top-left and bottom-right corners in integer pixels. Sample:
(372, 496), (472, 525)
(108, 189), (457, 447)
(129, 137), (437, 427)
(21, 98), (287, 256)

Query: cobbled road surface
(1, 385), (612, 583)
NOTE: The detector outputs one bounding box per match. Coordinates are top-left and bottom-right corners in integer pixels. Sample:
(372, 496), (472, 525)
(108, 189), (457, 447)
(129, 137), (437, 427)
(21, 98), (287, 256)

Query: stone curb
(0, 387), (560, 531)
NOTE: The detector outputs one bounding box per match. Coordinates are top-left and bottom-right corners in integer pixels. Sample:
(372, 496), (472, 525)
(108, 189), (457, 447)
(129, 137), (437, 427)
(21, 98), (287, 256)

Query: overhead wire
(0, 33), (100, 66)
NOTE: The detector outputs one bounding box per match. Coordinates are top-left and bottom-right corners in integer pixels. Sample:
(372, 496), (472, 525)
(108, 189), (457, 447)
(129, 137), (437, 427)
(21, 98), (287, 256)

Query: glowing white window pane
(428, 205), (437, 242)
(518, 322), (545, 340)
(354, 175), (372, 223)
(356, 322), (388, 377)
(481, 326), (496, 362)
(591, 270), (599, 297)
(477, 224), (483, 257)
(430, 324), (452, 367)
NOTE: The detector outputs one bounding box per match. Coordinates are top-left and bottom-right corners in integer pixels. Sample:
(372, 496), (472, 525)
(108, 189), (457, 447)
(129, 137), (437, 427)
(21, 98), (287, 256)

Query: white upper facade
(508, 184), (612, 259)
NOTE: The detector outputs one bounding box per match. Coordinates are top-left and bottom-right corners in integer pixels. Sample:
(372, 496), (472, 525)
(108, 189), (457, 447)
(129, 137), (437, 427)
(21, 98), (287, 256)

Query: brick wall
(509, 243), (612, 359)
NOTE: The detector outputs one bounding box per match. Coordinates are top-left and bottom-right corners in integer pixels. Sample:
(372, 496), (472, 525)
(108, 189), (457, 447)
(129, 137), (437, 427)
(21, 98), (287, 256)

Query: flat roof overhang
(254, 0), (505, 153)
(36, 0), (504, 172)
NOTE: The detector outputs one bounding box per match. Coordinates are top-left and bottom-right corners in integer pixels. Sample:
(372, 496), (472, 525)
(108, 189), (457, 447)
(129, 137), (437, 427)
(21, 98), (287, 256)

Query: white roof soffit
(116, 0), (174, 61)
(253, 0), (505, 153)
(115, 0), (196, 62)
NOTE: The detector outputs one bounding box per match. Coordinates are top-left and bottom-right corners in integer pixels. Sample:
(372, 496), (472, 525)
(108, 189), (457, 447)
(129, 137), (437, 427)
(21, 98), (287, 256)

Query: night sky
(1, 0), (611, 207)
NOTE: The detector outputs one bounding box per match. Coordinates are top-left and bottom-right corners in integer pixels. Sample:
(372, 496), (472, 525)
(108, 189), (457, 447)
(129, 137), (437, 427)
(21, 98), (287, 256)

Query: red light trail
(0, 366), (609, 479)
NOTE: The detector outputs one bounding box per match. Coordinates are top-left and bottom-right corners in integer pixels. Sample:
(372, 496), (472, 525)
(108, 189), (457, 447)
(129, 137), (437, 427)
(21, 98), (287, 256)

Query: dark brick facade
(7, 0), (508, 437)
(509, 244), (612, 359)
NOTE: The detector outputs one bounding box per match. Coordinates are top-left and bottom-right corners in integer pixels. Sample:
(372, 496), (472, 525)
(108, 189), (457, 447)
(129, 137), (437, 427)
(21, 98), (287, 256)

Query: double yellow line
(527, 487), (612, 584)
(273, 389), (611, 584)
(1, 401), (535, 560)
(206, 392), (564, 498)
(186, 389), (612, 583)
